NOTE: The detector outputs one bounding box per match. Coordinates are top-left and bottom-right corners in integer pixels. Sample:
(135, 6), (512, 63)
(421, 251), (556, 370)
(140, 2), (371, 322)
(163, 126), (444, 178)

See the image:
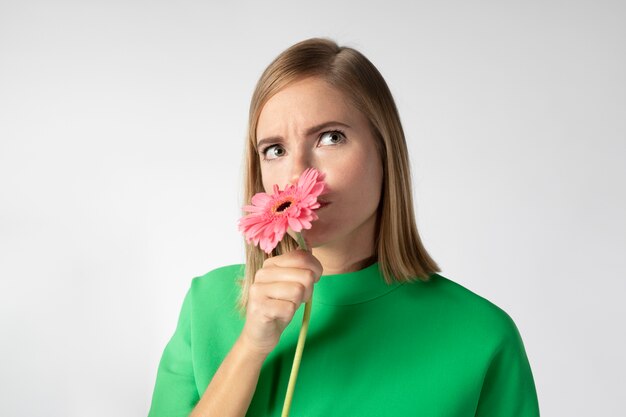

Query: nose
(288, 149), (313, 186)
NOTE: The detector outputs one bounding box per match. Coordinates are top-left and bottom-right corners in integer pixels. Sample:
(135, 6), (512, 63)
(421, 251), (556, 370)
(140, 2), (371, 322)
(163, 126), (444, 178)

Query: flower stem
(294, 232), (308, 252)
(281, 232), (312, 417)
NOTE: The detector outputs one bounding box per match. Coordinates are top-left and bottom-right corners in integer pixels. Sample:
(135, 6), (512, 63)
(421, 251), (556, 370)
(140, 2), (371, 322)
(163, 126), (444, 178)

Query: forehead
(256, 77), (357, 136)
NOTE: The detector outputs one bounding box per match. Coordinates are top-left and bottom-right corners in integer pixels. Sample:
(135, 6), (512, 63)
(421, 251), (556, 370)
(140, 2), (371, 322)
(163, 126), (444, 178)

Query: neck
(312, 250), (378, 275)
(311, 216), (378, 275)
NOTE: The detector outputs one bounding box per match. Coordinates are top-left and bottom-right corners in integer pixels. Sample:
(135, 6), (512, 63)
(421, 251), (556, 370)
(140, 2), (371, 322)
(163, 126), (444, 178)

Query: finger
(253, 281), (311, 305)
(254, 266), (318, 293)
(263, 250), (323, 280)
(261, 297), (299, 324)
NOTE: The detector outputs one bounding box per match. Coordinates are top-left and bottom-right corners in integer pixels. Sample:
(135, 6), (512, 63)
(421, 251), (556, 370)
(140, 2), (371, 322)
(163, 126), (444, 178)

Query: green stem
(294, 232), (308, 252)
(281, 232), (312, 417)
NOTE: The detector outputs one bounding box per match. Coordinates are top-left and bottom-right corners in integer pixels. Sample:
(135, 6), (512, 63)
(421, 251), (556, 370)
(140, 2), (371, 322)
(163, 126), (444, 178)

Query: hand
(239, 249), (323, 356)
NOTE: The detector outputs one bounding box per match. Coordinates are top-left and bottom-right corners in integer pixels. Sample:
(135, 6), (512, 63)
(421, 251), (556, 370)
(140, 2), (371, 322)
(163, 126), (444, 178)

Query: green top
(148, 263), (540, 416)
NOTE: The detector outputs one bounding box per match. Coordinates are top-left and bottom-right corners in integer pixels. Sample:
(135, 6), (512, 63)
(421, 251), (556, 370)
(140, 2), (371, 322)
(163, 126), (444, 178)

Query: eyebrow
(256, 120), (351, 150)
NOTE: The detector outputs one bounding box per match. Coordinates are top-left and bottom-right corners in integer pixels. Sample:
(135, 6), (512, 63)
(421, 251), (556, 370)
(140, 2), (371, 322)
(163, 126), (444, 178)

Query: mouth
(317, 199), (331, 209)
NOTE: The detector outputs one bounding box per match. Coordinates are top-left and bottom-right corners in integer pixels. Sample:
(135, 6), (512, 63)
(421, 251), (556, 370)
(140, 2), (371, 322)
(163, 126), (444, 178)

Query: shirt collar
(313, 261), (405, 306)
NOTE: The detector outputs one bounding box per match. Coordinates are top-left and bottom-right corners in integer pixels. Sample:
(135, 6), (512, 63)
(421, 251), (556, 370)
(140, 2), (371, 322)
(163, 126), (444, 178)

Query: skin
(256, 76), (384, 275)
(190, 76), (385, 415)
(241, 74), (385, 355)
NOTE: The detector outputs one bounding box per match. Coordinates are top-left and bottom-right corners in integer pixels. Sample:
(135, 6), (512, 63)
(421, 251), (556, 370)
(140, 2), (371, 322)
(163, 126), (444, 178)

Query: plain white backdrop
(1, 1), (624, 416)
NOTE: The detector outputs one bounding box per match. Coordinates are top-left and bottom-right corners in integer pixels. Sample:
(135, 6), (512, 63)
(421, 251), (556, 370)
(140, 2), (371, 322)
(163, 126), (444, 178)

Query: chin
(300, 227), (339, 248)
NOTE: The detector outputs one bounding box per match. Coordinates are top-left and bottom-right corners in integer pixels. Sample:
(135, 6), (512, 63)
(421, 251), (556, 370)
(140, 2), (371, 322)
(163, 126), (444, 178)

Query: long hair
(236, 38), (440, 316)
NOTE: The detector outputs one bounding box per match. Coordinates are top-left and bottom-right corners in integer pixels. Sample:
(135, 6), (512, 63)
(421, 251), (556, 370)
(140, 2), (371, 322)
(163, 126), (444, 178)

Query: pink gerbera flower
(238, 167), (326, 417)
(238, 167), (326, 254)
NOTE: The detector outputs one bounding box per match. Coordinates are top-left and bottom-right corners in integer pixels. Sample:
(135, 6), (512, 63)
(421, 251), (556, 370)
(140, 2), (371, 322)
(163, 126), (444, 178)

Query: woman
(148, 38), (540, 417)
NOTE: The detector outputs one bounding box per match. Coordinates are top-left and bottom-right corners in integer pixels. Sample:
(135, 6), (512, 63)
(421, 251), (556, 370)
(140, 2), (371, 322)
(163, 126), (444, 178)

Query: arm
(190, 335), (268, 417)
(148, 288), (199, 417)
(147, 283), (271, 417)
(149, 252), (320, 417)
(474, 315), (540, 417)
(192, 250), (322, 416)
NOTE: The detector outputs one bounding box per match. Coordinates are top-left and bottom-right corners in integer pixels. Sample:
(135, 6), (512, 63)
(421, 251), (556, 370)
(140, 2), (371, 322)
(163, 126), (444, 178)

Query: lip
(318, 201), (331, 209)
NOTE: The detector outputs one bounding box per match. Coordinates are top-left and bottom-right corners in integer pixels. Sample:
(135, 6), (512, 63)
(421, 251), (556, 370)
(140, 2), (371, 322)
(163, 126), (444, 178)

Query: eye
(260, 144), (285, 161)
(319, 130), (346, 145)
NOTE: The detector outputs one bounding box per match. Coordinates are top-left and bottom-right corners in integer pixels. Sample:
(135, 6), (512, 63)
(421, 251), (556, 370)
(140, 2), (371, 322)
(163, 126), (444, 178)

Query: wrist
(236, 334), (271, 362)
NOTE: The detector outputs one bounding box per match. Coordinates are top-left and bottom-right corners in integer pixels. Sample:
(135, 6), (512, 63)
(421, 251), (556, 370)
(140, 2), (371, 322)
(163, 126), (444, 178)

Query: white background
(1, 1), (625, 416)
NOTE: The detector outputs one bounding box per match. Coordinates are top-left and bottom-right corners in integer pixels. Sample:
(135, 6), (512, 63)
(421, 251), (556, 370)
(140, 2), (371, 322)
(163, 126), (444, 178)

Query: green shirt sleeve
(148, 287), (199, 417)
(474, 314), (540, 417)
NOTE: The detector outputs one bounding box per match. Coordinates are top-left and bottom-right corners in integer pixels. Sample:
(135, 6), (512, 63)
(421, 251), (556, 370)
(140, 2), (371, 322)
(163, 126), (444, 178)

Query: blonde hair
(236, 37), (440, 316)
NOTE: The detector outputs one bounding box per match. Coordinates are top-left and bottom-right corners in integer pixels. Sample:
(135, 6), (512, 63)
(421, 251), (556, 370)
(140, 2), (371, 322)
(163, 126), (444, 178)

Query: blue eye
(319, 130), (346, 145)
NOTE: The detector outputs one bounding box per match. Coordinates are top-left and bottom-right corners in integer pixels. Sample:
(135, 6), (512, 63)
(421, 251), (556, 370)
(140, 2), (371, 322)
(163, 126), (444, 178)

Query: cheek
(260, 167), (285, 193)
(261, 174), (270, 193)
(355, 167), (382, 203)
(334, 154), (383, 202)
(259, 167), (273, 193)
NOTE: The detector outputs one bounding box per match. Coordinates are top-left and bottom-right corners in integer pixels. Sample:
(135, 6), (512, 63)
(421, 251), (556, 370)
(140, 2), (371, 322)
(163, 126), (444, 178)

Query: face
(255, 76), (383, 252)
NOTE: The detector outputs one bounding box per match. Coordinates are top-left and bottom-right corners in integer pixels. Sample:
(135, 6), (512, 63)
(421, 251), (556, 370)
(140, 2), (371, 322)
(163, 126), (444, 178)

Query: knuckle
(293, 283), (306, 300)
(287, 302), (297, 316)
(278, 302), (296, 321)
(247, 300), (261, 316)
(304, 269), (316, 286)
(249, 283), (261, 298)
(254, 267), (268, 282)
(273, 304), (290, 321)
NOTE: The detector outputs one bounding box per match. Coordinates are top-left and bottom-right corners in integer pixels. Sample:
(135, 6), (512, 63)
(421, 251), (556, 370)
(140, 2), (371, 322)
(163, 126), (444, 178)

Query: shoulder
(191, 263), (245, 287)
(421, 273), (523, 344)
(187, 264), (246, 308)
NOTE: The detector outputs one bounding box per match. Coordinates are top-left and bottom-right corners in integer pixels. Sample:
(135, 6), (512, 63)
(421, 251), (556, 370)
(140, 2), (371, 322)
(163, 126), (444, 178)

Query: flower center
(275, 201), (292, 212)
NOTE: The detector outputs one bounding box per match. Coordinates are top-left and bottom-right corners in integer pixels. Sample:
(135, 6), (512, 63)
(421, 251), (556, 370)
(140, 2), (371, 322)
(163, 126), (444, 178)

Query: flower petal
(288, 216), (303, 232)
(251, 192), (273, 207)
(238, 167), (326, 253)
